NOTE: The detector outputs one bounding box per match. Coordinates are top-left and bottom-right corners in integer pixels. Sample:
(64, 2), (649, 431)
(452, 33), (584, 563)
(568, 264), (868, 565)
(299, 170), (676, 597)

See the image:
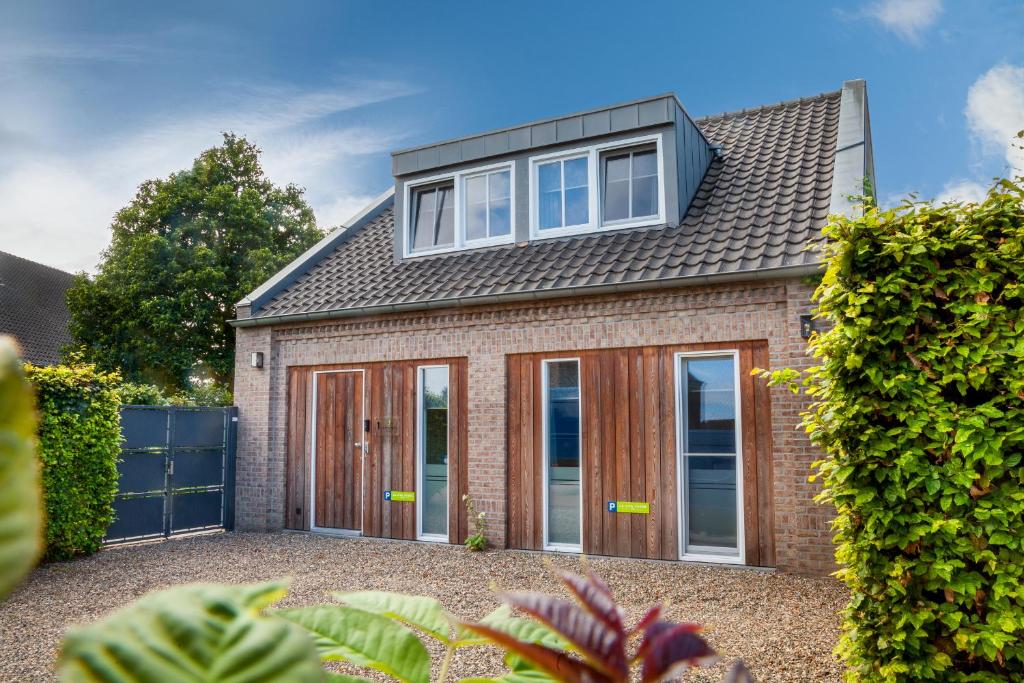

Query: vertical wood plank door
(314, 371), (364, 531)
(506, 341), (775, 567)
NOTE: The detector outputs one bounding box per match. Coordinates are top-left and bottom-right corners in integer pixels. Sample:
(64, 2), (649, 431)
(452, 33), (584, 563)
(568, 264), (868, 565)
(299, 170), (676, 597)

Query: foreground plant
(59, 567), (753, 682)
(460, 568), (751, 682)
(59, 582), (325, 682)
(277, 568), (751, 682)
(0, 336), (43, 600)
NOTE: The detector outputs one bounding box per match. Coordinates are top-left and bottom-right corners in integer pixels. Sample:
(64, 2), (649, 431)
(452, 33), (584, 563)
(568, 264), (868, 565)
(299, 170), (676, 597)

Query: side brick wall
(232, 278), (834, 574)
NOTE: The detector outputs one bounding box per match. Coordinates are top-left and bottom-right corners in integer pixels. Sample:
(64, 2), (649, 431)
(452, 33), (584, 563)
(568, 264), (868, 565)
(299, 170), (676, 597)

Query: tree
(68, 134), (323, 390)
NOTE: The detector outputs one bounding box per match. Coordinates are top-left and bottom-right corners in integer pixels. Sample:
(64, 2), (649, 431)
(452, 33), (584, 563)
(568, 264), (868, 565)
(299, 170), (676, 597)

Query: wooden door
(506, 342), (776, 566)
(286, 359), (468, 541)
(313, 371), (364, 531)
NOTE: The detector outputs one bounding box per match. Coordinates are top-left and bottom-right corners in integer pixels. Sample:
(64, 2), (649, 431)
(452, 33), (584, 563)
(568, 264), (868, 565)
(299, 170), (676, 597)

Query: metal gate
(105, 406), (237, 544)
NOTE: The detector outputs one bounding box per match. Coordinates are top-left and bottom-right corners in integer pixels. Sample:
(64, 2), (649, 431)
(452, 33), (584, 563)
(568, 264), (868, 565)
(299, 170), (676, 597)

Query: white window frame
(309, 369), (366, 536)
(673, 350), (745, 565)
(403, 160), (516, 258)
(529, 132), (666, 240)
(531, 152), (593, 236)
(541, 357), (584, 553)
(416, 364), (450, 542)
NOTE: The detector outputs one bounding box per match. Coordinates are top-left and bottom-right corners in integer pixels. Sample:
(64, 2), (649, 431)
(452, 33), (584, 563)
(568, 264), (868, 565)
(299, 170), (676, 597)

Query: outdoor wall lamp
(251, 351), (264, 369)
(799, 314), (815, 340)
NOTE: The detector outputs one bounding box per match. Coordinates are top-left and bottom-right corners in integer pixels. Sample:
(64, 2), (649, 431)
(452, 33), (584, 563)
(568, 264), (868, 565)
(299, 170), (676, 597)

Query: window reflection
(420, 366), (448, 538)
(679, 356), (738, 557)
(545, 360), (580, 547)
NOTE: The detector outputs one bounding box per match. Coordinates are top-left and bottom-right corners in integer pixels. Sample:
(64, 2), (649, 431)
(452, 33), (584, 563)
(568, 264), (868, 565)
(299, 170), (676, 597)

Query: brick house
(231, 80), (875, 574)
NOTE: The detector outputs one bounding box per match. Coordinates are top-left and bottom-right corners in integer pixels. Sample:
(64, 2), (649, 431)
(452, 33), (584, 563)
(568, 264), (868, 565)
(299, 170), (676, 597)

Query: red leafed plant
(460, 568), (753, 682)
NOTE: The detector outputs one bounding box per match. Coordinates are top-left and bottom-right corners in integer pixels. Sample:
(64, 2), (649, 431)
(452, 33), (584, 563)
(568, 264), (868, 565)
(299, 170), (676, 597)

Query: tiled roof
(0, 251), (75, 365)
(253, 90), (840, 320)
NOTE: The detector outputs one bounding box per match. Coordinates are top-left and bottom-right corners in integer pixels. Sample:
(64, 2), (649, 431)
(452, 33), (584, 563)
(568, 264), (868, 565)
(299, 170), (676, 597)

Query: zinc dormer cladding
(391, 94), (713, 260)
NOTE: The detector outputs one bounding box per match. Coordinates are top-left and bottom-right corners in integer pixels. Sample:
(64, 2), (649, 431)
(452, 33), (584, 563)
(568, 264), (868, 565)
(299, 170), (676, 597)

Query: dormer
(391, 94), (713, 261)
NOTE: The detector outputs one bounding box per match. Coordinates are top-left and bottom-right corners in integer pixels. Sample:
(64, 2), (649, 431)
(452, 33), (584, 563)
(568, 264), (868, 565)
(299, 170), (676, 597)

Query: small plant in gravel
(463, 493), (489, 551)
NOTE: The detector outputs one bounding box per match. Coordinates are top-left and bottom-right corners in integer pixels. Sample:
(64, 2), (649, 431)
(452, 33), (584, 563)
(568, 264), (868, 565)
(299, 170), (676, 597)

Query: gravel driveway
(0, 532), (846, 682)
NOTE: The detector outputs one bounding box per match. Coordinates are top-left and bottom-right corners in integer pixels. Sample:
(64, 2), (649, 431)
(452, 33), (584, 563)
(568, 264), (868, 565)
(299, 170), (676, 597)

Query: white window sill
(531, 215), (665, 242)
(543, 543), (583, 554)
(417, 533), (448, 543)
(404, 235), (515, 259)
(681, 551), (744, 565)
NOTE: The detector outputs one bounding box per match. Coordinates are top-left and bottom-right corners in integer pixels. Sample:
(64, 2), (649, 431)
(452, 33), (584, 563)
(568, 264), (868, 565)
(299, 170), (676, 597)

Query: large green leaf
(334, 590), (451, 643)
(0, 336), (42, 599)
(276, 605), (431, 683)
(59, 582), (325, 682)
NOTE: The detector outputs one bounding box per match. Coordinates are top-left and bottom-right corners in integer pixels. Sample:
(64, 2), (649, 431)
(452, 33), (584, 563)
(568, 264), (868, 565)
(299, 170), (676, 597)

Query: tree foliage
(67, 134), (323, 391)
(763, 176), (1024, 681)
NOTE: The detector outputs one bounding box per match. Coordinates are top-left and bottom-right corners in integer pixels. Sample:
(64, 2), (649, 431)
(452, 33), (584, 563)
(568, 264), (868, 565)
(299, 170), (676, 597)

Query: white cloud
(863, 0), (943, 42)
(936, 179), (988, 204)
(0, 78), (415, 272)
(316, 194), (381, 228)
(965, 63), (1024, 177)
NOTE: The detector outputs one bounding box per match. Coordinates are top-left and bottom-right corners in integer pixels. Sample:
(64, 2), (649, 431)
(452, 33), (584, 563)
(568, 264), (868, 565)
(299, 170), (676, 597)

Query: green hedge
(768, 178), (1024, 681)
(25, 362), (122, 561)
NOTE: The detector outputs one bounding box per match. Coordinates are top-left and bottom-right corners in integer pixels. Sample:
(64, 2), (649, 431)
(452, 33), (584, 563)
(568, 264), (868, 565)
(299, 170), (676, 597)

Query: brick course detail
(232, 277), (834, 574)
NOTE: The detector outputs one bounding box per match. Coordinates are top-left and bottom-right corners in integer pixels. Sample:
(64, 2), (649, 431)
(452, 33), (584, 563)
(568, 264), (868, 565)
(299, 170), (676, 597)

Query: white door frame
(673, 350), (745, 565)
(415, 364), (451, 542)
(309, 369), (366, 534)
(540, 357), (584, 553)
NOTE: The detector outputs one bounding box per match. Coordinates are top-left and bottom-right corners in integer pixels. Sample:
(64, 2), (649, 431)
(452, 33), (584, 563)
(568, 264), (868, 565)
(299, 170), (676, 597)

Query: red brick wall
(232, 277), (834, 573)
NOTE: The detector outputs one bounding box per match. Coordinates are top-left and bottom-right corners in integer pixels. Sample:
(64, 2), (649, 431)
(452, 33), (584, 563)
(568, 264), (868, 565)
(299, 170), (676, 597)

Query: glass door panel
(544, 360), (581, 549)
(678, 355), (740, 559)
(419, 366), (449, 539)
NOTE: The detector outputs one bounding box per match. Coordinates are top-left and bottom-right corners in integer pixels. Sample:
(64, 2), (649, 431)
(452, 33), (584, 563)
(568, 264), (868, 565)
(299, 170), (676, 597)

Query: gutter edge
(230, 261), (823, 329)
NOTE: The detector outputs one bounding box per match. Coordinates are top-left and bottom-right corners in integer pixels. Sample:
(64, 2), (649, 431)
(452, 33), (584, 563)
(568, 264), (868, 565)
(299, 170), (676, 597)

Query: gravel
(0, 532), (846, 682)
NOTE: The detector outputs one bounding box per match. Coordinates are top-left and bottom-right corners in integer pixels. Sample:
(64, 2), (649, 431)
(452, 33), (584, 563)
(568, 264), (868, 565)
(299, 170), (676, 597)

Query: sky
(1, 0), (1022, 273)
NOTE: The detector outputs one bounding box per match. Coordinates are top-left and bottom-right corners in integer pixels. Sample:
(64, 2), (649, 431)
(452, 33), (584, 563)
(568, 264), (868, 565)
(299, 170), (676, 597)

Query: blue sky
(1, 0), (1022, 271)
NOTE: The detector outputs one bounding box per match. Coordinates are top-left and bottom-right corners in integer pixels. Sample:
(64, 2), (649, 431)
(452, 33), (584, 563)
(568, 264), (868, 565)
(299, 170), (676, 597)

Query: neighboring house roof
(237, 82), (872, 327)
(0, 251), (75, 365)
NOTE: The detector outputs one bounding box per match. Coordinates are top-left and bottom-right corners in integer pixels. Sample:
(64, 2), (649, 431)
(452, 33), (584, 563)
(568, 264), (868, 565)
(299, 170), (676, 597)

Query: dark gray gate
(105, 406), (237, 544)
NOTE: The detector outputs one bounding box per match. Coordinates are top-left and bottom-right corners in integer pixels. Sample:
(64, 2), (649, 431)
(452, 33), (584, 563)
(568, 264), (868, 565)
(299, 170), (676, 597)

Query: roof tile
(254, 90), (840, 318)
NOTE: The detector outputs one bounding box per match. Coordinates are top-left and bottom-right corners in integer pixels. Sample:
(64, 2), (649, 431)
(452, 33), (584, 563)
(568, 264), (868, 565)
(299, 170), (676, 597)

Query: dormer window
(465, 168), (512, 241)
(602, 146), (659, 223)
(538, 156), (589, 231)
(411, 182), (455, 251)
(404, 162), (516, 257)
(529, 133), (665, 240)
(394, 93), (714, 260)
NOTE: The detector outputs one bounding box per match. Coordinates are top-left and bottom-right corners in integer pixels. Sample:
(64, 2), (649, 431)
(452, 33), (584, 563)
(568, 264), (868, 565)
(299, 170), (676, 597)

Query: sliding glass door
(676, 353), (742, 561)
(417, 365), (449, 540)
(542, 359), (582, 551)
